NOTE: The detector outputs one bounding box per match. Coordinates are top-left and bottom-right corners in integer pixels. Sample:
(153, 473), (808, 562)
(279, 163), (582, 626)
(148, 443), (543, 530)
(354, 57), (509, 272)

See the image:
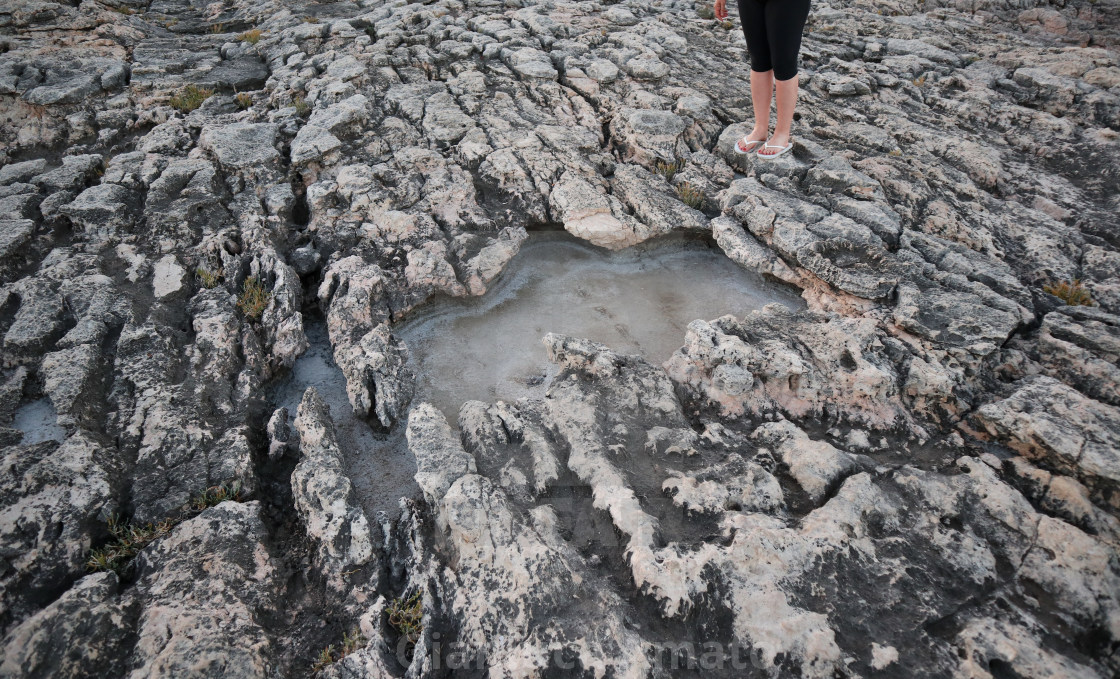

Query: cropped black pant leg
(737, 0), (811, 81)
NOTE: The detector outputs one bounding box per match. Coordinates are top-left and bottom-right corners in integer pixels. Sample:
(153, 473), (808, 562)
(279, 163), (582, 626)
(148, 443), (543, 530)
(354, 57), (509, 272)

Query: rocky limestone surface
(1, 0), (1119, 676)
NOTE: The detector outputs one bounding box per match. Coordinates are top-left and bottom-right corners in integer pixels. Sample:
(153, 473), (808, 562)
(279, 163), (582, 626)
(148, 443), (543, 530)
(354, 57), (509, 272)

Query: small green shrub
(697, 5), (715, 19)
(311, 645), (336, 674)
(342, 628), (367, 656)
(676, 182), (705, 210)
(238, 28), (263, 44)
(197, 266), (222, 288)
(170, 84), (213, 113)
(293, 96), (311, 117)
(1044, 279), (1093, 306)
(235, 92), (253, 110)
(236, 276), (271, 320)
(654, 158), (684, 181)
(191, 481), (244, 512)
(87, 482), (246, 575)
(387, 593), (423, 646)
(86, 515), (174, 575)
(311, 628), (367, 674)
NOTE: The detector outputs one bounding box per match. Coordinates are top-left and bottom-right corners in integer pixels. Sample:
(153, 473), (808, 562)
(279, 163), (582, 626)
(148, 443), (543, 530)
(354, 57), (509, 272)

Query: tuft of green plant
(387, 593), (423, 646)
(1044, 279), (1093, 306)
(87, 481), (247, 575)
(311, 645), (336, 674)
(720, 19), (733, 30)
(654, 158), (684, 181)
(170, 84), (213, 113)
(86, 515), (174, 575)
(293, 96), (311, 117)
(238, 28), (263, 44)
(341, 628), (367, 656)
(191, 481), (244, 512)
(235, 92), (253, 110)
(697, 5), (714, 19)
(676, 182), (705, 210)
(311, 628), (367, 674)
(197, 266), (222, 289)
(236, 276), (272, 319)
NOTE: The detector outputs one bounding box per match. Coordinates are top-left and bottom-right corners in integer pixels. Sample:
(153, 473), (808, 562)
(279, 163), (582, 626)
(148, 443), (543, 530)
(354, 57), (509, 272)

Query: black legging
(736, 0), (811, 81)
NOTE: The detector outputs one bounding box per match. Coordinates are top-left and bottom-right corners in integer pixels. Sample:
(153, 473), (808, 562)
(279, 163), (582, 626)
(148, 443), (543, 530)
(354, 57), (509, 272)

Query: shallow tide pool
(274, 232), (803, 515)
(397, 231), (804, 420)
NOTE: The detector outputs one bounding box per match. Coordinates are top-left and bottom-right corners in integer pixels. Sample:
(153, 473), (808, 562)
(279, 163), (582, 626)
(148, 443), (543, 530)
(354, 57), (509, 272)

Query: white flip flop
(756, 141), (793, 160)
(734, 136), (766, 154)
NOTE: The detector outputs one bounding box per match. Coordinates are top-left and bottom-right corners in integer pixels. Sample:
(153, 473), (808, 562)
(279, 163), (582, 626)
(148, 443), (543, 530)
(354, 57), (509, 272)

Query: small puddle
(276, 232), (802, 518)
(12, 398), (67, 445)
(397, 231), (803, 421)
(271, 319), (418, 518)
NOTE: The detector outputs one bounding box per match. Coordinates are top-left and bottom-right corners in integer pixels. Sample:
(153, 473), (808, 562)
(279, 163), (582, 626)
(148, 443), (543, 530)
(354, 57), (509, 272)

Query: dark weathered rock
(1, 0), (1118, 676)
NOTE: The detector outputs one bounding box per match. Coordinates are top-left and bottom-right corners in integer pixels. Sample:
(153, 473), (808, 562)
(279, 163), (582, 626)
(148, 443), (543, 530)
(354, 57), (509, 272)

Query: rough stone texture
(973, 376), (1120, 508)
(292, 387), (378, 595)
(199, 122), (280, 170)
(0, 434), (120, 632)
(124, 502), (281, 679)
(1038, 306), (1120, 407)
(1, 0), (1119, 676)
(665, 305), (919, 432)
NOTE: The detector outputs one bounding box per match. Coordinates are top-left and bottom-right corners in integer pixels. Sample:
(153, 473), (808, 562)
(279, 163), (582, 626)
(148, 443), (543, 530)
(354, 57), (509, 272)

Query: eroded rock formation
(1, 0), (1119, 676)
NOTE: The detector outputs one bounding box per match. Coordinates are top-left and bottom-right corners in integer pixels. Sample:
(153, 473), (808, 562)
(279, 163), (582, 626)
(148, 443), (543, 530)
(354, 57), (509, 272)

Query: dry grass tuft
(293, 96), (311, 117)
(86, 516), (173, 575)
(87, 482), (246, 575)
(1044, 279), (1093, 306)
(387, 592), (423, 646)
(654, 158), (685, 181)
(311, 628), (367, 674)
(236, 276), (271, 320)
(676, 181), (705, 210)
(170, 84), (213, 113)
(196, 266), (222, 289)
(191, 481), (244, 512)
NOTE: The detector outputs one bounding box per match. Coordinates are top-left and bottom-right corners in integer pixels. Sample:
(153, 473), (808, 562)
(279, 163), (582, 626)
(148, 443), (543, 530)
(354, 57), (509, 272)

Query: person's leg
(759, 0), (811, 155)
(749, 69), (773, 145)
(736, 0), (772, 150)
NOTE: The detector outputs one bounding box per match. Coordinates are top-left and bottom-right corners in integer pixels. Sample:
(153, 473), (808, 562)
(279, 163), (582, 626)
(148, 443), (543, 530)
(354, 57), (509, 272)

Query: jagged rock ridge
(1, 0), (1119, 677)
